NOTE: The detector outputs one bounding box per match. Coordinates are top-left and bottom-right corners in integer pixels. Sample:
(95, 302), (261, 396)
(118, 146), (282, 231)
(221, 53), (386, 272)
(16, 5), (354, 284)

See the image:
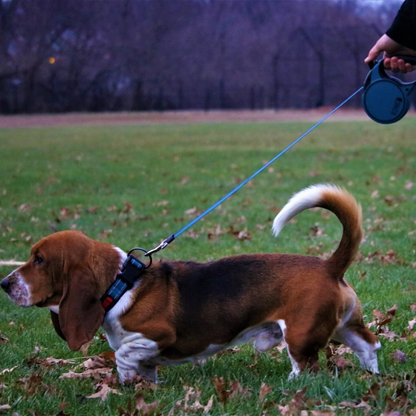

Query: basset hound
(1, 184), (380, 383)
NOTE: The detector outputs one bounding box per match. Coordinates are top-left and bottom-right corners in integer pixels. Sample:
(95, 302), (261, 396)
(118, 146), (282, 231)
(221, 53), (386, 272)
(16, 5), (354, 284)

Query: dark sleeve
(386, 0), (416, 50)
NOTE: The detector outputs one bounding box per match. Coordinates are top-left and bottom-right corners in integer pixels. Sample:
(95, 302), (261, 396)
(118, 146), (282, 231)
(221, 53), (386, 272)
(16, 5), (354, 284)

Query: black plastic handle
(368, 55), (416, 69)
(391, 55), (416, 65)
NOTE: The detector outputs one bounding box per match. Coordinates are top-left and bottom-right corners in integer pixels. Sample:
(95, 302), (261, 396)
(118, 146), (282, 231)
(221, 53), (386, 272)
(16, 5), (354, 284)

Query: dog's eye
(34, 255), (44, 265)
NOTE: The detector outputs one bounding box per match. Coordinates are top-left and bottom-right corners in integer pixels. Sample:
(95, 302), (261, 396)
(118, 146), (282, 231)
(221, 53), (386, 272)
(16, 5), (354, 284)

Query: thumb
(365, 45), (381, 63)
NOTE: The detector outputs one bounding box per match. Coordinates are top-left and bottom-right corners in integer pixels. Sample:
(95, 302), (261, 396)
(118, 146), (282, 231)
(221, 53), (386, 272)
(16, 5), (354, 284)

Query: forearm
(386, 0), (416, 50)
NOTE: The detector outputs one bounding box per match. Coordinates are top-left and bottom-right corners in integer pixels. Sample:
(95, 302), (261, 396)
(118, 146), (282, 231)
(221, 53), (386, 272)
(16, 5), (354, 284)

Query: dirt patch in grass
(0, 109), (386, 129)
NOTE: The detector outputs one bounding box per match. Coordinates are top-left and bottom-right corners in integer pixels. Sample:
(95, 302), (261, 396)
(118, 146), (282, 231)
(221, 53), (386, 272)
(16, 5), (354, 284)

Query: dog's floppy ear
(50, 311), (66, 341)
(57, 266), (104, 351)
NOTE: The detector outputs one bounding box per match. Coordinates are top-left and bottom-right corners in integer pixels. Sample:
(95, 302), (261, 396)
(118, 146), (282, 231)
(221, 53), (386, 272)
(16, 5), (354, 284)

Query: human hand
(365, 34), (416, 73)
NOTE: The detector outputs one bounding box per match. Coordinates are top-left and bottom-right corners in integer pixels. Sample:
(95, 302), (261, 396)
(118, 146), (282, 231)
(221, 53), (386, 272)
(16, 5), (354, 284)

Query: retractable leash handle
(362, 55), (416, 124)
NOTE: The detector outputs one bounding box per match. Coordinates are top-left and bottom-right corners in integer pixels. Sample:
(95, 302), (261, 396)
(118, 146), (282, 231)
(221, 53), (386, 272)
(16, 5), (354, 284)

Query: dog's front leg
(115, 333), (159, 383)
(332, 327), (381, 374)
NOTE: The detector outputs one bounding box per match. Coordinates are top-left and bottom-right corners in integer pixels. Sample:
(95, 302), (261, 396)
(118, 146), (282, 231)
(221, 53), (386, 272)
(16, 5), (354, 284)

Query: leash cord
(145, 86), (364, 258)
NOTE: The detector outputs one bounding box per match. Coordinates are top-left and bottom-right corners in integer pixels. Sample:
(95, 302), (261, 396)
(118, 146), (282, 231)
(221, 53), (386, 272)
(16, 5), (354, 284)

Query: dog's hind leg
(253, 322), (284, 352)
(278, 319), (322, 379)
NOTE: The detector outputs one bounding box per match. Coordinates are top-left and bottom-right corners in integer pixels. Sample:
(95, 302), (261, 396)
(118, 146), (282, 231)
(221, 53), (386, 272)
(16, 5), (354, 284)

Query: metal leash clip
(145, 234), (175, 257)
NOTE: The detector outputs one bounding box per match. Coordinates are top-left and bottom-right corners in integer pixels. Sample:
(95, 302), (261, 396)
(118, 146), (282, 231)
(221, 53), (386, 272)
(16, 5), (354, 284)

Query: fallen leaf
(153, 200), (169, 207)
(0, 366), (17, 375)
(18, 373), (49, 396)
(362, 382), (381, 402)
(80, 340), (93, 356)
(259, 382), (273, 401)
(185, 229), (199, 239)
(135, 394), (160, 414)
(86, 383), (122, 401)
(405, 181), (413, 190)
(387, 304), (398, 316)
(212, 377), (228, 403)
(339, 400), (372, 412)
(87, 206), (98, 214)
(60, 368), (113, 379)
(169, 386), (213, 415)
(310, 225), (325, 237)
(0, 405), (11, 411)
(82, 352), (116, 370)
(237, 229), (251, 241)
(371, 305), (398, 334)
(207, 224), (224, 240)
(26, 356), (76, 369)
(228, 380), (251, 399)
(124, 202), (133, 213)
(332, 356), (355, 370)
(185, 207), (198, 216)
(287, 387), (309, 414)
(212, 377), (251, 404)
(407, 318), (416, 331)
(390, 350), (407, 364)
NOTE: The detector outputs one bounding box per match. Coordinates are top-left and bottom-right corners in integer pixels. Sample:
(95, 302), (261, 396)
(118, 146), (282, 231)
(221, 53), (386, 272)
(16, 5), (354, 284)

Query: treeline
(0, 0), (403, 113)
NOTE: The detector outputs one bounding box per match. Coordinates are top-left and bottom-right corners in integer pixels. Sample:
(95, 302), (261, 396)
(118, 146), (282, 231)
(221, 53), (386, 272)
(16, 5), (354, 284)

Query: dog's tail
(272, 184), (362, 278)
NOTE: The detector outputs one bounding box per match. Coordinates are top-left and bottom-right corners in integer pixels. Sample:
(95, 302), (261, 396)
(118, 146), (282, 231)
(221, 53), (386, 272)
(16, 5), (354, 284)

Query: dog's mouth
(35, 300), (47, 307)
(35, 294), (57, 309)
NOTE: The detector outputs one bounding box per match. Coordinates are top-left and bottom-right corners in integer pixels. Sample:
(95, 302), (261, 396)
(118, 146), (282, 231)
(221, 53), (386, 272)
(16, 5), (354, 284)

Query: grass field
(0, 113), (416, 415)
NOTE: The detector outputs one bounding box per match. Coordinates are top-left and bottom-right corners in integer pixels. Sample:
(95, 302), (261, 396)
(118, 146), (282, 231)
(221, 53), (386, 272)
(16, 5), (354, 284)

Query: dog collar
(101, 249), (150, 313)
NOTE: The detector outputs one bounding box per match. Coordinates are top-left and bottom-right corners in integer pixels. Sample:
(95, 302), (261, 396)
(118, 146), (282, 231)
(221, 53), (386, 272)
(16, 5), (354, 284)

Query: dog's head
(1, 230), (123, 350)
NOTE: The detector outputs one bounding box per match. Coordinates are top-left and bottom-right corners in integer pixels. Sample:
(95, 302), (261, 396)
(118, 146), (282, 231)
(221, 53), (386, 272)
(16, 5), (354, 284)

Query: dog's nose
(1, 278), (10, 293)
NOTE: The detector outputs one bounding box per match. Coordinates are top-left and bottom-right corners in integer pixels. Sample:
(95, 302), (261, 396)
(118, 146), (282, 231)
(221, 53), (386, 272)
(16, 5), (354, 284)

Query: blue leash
(145, 86), (364, 258)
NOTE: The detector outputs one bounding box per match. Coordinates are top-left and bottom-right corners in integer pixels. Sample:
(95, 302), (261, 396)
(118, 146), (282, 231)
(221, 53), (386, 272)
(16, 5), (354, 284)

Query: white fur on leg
(278, 319), (301, 379)
(332, 328), (381, 373)
(114, 333), (160, 383)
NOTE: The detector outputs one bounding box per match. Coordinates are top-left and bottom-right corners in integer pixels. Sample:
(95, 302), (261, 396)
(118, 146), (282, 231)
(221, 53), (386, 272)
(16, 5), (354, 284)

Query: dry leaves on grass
(367, 305), (402, 340)
(169, 386), (213, 415)
(277, 386), (325, 415)
(354, 376), (415, 414)
(277, 373), (416, 415)
(390, 350), (407, 364)
(60, 351), (116, 381)
(0, 405), (11, 411)
(212, 377), (252, 403)
(357, 249), (410, 266)
(18, 372), (57, 396)
(86, 381), (123, 401)
(325, 344), (356, 373)
(259, 382), (274, 402)
(0, 366), (17, 376)
(118, 394), (161, 416)
(26, 356), (76, 369)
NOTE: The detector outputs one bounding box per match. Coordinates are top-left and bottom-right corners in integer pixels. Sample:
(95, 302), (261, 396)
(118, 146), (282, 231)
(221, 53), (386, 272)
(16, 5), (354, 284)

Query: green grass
(0, 115), (416, 415)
